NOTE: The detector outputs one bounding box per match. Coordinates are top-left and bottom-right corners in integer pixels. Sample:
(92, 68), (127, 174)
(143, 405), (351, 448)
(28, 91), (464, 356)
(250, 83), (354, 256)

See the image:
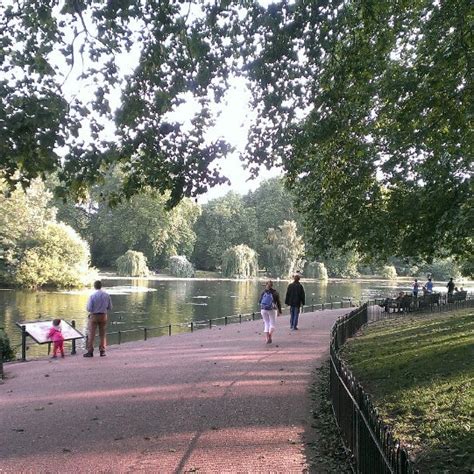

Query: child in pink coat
(47, 319), (65, 358)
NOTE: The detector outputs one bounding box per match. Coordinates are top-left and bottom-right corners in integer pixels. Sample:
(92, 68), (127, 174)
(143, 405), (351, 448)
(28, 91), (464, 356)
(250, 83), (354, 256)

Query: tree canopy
(1, 0), (471, 261)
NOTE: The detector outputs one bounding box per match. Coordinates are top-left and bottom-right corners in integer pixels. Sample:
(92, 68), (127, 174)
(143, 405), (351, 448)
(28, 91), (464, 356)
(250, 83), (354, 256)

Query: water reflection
(1, 278), (470, 358)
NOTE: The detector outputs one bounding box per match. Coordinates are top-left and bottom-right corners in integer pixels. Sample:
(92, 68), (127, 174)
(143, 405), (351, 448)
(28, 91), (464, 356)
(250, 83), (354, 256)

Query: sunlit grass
(341, 310), (474, 472)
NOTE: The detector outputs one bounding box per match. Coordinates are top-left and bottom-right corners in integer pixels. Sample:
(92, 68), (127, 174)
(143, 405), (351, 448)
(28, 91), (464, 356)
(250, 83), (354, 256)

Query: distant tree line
(0, 172), (469, 288)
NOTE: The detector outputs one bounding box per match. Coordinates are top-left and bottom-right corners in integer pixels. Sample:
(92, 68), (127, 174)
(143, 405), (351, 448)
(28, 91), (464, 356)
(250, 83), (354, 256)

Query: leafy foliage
(265, 220), (304, 278)
(305, 262), (328, 280)
(242, 0), (473, 262)
(87, 170), (200, 267)
(14, 223), (95, 289)
(324, 251), (360, 279)
(0, 179), (95, 288)
(381, 265), (397, 280)
(1, 1), (471, 264)
(168, 255), (194, 278)
(222, 244), (258, 279)
(0, 329), (15, 362)
(116, 250), (149, 277)
(193, 193), (257, 270)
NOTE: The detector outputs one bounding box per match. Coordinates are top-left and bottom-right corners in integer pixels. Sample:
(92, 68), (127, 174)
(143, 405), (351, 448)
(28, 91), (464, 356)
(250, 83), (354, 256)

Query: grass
(340, 309), (474, 473)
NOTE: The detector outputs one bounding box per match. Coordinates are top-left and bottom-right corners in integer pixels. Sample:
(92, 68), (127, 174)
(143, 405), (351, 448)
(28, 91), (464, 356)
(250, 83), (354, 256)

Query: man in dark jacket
(285, 273), (305, 330)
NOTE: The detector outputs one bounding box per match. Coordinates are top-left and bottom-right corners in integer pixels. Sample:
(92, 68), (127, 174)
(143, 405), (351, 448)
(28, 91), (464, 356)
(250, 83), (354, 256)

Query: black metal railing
(330, 304), (416, 473)
(329, 297), (474, 473)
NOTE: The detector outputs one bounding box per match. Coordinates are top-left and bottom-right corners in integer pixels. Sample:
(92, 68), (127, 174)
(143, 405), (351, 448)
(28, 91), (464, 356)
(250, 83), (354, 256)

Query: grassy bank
(341, 309), (474, 473)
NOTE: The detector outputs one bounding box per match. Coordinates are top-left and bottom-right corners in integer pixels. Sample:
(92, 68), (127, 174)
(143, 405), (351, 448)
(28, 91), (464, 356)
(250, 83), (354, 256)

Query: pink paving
(0, 309), (347, 473)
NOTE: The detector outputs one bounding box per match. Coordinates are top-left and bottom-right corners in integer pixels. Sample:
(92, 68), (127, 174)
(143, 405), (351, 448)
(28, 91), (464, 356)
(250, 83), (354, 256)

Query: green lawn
(341, 310), (474, 473)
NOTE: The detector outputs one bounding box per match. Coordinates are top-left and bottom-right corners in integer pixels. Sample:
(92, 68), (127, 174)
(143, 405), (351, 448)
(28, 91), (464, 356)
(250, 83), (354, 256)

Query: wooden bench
(381, 295), (414, 313)
(417, 292), (441, 308)
(447, 291), (467, 304)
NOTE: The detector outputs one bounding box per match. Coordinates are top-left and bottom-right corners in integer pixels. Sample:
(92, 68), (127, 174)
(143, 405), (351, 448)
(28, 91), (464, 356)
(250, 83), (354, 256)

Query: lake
(0, 277), (467, 358)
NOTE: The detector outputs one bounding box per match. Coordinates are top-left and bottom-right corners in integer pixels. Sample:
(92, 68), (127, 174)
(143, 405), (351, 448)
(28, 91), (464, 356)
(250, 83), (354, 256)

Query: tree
(244, 177), (302, 262)
(222, 244), (258, 279)
(116, 250), (149, 277)
(2, 1), (471, 264)
(0, 1), (237, 204)
(324, 251), (361, 279)
(265, 220), (304, 278)
(240, 1), (473, 262)
(305, 262), (328, 280)
(168, 255), (194, 278)
(193, 193), (257, 270)
(14, 222), (95, 289)
(88, 172), (201, 268)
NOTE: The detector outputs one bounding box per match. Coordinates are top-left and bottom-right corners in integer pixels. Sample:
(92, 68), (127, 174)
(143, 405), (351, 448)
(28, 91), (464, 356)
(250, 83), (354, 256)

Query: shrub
(14, 223), (96, 288)
(381, 265), (397, 280)
(169, 255), (194, 278)
(0, 329), (16, 362)
(305, 261), (329, 280)
(222, 245), (258, 278)
(116, 250), (149, 277)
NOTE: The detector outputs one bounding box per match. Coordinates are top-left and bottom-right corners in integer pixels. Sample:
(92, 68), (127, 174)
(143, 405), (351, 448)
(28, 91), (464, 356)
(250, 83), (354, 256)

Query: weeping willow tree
(265, 221), (305, 278)
(116, 250), (149, 277)
(168, 255), (194, 278)
(222, 244), (258, 279)
(305, 262), (328, 280)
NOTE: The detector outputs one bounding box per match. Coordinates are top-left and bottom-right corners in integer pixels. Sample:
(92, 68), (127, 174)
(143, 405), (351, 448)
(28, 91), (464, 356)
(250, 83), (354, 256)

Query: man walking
(285, 273), (305, 330)
(84, 280), (112, 358)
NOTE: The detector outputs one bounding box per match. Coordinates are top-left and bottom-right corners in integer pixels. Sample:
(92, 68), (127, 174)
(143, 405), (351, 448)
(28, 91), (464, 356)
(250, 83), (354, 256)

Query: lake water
(0, 277), (468, 358)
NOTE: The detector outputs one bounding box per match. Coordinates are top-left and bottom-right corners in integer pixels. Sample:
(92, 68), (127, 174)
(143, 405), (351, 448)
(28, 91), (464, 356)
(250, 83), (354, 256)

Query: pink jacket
(47, 327), (64, 343)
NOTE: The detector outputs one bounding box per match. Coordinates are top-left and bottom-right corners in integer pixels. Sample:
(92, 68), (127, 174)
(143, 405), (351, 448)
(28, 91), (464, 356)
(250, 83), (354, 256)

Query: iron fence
(330, 297), (474, 473)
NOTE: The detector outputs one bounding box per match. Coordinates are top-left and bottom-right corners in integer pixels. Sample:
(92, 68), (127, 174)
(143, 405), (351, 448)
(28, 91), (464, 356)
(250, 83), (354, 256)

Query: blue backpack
(261, 291), (274, 310)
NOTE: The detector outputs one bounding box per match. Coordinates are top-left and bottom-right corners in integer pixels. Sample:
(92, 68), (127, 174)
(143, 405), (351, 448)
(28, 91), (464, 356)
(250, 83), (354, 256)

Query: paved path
(0, 309), (347, 473)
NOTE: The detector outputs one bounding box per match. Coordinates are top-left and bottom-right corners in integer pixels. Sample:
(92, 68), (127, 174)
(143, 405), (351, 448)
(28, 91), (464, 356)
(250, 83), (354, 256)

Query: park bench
(416, 292), (441, 308)
(447, 290), (467, 304)
(381, 295), (414, 313)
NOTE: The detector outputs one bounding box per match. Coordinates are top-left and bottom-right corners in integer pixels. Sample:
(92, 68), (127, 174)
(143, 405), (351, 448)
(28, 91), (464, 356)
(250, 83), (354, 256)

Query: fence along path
(330, 298), (474, 474)
(0, 307), (348, 473)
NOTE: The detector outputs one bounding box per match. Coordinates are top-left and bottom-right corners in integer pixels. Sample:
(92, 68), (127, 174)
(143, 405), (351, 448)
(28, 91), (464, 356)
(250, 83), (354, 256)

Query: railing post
(225, 316), (228, 326)
(71, 320), (77, 355)
(118, 331), (122, 344)
(190, 321), (194, 332)
(209, 319), (212, 329)
(252, 312), (255, 320)
(239, 314), (242, 323)
(168, 324), (172, 336)
(0, 347), (3, 380)
(21, 325), (27, 362)
(144, 327), (147, 341)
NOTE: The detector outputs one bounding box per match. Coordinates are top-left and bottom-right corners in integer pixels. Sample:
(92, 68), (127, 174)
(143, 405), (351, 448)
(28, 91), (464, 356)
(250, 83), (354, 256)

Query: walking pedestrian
(84, 280), (112, 358)
(47, 319), (65, 358)
(447, 278), (455, 295)
(259, 280), (282, 344)
(285, 273), (306, 330)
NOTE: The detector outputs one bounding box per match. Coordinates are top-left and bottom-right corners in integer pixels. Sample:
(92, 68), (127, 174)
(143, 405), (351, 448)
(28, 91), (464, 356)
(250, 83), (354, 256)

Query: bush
(14, 223), (96, 288)
(0, 329), (15, 362)
(169, 255), (194, 278)
(305, 261), (329, 280)
(222, 244), (258, 278)
(116, 250), (149, 277)
(381, 265), (397, 280)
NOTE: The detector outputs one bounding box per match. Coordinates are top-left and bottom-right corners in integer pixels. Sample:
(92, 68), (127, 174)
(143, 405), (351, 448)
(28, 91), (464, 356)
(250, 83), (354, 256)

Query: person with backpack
(259, 280), (282, 344)
(285, 273), (306, 330)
